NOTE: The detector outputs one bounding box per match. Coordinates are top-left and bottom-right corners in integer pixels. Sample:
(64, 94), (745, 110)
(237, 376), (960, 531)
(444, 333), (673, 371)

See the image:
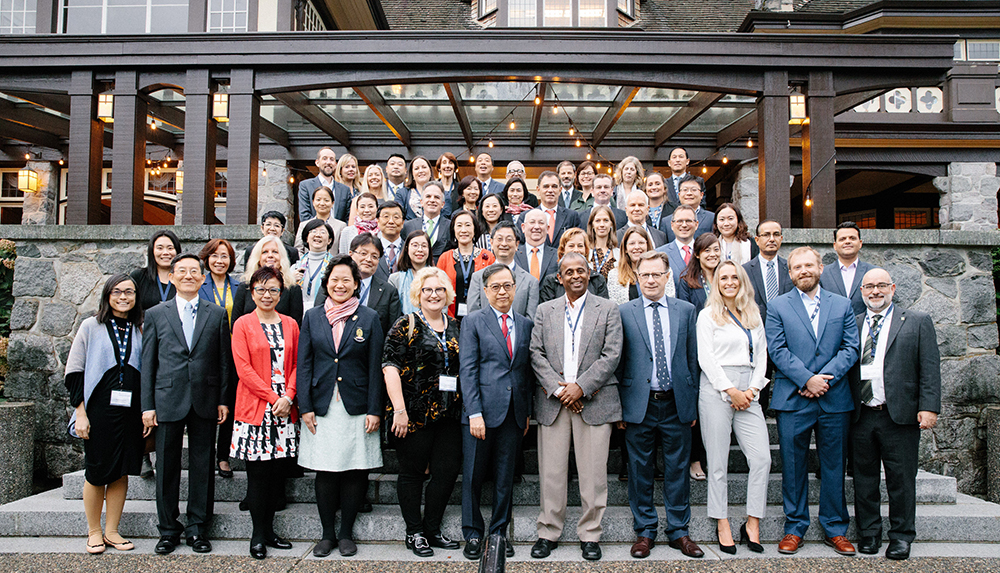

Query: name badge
(439, 375), (458, 392)
(110, 390), (132, 408)
(457, 303), (468, 317)
(860, 364), (879, 380)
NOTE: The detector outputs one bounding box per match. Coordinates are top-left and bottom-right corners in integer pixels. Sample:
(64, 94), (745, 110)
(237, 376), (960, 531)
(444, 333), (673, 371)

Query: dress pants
(536, 407), (612, 542)
(698, 367), (770, 520)
(624, 390), (691, 541)
(776, 402), (850, 538)
(851, 406), (920, 542)
(155, 409), (217, 538)
(396, 418), (463, 537)
(461, 402), (522, 541)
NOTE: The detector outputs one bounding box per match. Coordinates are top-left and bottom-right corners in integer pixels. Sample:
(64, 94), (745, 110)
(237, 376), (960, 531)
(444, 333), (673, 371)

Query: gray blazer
(467, 263), (539, 320)
(530, 295), (623, 426)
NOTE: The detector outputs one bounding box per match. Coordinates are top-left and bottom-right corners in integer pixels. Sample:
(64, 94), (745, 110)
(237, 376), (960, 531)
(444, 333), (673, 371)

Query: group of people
(65, 149), (941, 563)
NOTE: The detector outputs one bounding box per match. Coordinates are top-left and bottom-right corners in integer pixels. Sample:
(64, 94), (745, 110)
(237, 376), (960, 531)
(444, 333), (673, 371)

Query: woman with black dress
(65, 274), (144, 554)
(233, 236), (304, 325)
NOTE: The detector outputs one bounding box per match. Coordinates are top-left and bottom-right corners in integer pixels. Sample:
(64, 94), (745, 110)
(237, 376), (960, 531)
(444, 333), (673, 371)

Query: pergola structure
(0, 30), (965, 228)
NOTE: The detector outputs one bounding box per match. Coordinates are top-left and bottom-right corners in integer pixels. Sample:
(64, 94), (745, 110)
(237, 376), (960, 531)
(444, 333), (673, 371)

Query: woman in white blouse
(696, 260), (770, 555)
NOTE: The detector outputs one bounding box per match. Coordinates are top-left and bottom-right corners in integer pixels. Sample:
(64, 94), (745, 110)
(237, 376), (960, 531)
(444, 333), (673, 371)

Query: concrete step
(60, 469), (958, 506)
(3, 488), (996, 543)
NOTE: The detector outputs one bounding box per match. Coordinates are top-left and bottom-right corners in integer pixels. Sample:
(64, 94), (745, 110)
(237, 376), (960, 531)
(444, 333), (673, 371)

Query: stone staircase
(3, 419), (999, 544)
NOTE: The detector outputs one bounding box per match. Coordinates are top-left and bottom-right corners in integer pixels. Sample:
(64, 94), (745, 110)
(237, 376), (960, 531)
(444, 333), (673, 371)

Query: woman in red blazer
(230, 266), (300, 560)
(436, 209), (495, 320)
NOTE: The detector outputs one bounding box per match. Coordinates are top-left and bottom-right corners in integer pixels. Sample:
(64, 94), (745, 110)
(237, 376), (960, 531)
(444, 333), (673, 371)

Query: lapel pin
(354, 327), (365, 342)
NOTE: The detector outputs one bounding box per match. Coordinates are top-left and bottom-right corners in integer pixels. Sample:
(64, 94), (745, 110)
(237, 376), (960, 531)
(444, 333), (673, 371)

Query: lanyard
(212, 279), (229, 308)
(418, 310), (450, 371)
(457, 250), (474, 289)
(111, 322), (131, 387)
(359, 280), (371, 305)
(305, 258), (326, 296)
(156, 279), (170, 302)
(565, 297), (586, 355)
(726, 309), (754, 365)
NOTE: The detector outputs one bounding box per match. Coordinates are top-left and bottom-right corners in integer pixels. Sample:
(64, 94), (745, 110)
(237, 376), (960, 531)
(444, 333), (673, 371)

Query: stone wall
(1, 225), (999, 496)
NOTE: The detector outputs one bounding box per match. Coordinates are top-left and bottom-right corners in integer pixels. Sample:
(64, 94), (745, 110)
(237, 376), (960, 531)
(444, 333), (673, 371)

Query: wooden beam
(529, 82), (547, 150)
(592, 86), (639, 146)
(654, 91), (726, 148)
(353, 85), (411, 147)
(444, 83), (473, 148)
(274, 91), (349, 147)
(716, 109), (758, 148)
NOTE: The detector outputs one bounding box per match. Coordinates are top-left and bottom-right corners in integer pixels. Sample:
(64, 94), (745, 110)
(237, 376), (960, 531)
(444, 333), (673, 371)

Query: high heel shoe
(740, 522), (764, 553)
(716, 524), (737, 555)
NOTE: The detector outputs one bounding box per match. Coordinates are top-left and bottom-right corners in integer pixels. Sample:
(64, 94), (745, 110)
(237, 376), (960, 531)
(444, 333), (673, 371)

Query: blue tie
(182, 301), (195, 349)
(650, 301), (671, 391)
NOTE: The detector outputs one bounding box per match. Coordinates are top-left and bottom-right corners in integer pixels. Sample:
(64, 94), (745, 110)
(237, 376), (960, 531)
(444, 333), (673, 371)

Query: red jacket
(231, 312), (299, 425)
(436, 247), (495, 317)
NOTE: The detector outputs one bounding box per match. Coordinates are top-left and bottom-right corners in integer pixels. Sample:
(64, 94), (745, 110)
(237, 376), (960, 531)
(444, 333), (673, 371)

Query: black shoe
(140, 455), (155, 479)
(427, 533), (460, 550)
(313, 539), (336, 557)
(740, 522), (764, 554)
(249, 543), (266, 559)
(186, 535), (212, 553)
(265, 536), (292, 550)
(217, 461), (233, 478)
(359, 501), (373, 513)
(154, 536), (179, 555)
(463, 537), (482, 560)
(406, 533), (434, 557)
(858, 535), (881, 555)
(338, 538), (357, 557)
(531, 538), (558, 558)
(716, 526), (737, 555)
(581, 541), (602, 561)
(885, 539), (911, 560)
(505, 537), (515, 557)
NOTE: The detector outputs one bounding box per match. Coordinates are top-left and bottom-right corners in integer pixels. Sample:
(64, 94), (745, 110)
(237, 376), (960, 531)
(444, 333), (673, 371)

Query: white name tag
(110, 390), (132, 408)
(439, 375), (458, 392)
(457, 303), (468, 316)
(860, 365), (879, 381)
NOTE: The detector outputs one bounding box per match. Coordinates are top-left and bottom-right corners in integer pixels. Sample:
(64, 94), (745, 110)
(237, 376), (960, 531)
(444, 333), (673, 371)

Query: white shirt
(641, 294), (672, 390)
(860, 305), (894, 406)
(560, 292), (588, 389)
(696, 309), (769, 399)
(840, 259), (858, 295)
(525, 242), (546, 274)
(798, 288), (821, 338)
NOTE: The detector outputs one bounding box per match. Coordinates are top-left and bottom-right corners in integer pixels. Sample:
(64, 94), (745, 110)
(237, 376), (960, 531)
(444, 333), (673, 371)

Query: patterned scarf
(354, 218), (379, 236)
(324, 295), (360, 352)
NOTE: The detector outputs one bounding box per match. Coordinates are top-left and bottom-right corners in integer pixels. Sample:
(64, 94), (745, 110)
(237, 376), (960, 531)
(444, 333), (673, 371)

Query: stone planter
(0, 402), (34, 505)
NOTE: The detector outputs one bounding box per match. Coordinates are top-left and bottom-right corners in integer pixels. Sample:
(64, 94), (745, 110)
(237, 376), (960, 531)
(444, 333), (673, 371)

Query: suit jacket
(743, 255), (794, 322)
(467, 263), (540, 319)
(296, 304), (384, 417)
(531, 295), (623, 426)
(515, 243), (560, 282)
(298, 176), (352, 224)
(539, 205), (582, 247)
(654, 241), (688, 292)
(765, 288), (859, 413)
(401, 216), (452, 263)
(140, 298), (232, 422)
(580, 205), (628, 231)
(616, 224), (667, 248)
(460, 308), (534, 429)
(820, 259), (876, 316)
(848, 308), (941, 425)
(616, 296), (700, 424)
(661, 208), (715, 242)
(314, 274), (401, 337)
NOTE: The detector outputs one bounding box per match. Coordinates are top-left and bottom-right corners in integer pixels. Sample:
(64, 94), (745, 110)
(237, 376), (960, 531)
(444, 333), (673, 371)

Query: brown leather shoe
(825, 536), (856, 555)
(667, 535), (704, 558)
(630, 536), (654, 559)
(778, 534), (803, 554)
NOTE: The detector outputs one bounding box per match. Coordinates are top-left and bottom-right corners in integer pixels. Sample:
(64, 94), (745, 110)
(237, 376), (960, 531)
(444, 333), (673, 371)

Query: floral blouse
(381, 313), (462, 433)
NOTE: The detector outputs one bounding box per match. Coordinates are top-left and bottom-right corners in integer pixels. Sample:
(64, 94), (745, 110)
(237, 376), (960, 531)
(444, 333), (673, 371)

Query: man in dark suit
(655, 205), (698, 293)
(820, 221), (874, 316)
(401, 182), (451, 264)
(460, 264), (535, 560)
(616, 190), (668, 248)
(660, 175), (714, 242)
(242, 210), (299, 267)
(617, 251), (703, 560)
(556, 160), (583, 210)
(474, 152), (506, 197)
(850, 268), (940, 560)
(580, 173), (627, 230)
(141, 253), (231, 555)
(515, 208), (560, 282)
(297, 146), (352, 224)
(743, 219), (793, 320)
(765, 246), (860, 556)
(536, 171), (582, 247)
(664, 147), (707, 209)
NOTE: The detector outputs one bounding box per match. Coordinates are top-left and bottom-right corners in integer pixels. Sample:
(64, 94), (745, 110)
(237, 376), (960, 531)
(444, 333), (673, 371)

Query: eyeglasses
(487, 282), (515, 293)
(111, 289), (136, 297)
(253, 287), (281, 296)
(860, 282), (893, 292)
(421, 287), (447, 296)
(638, 272), (667, 281)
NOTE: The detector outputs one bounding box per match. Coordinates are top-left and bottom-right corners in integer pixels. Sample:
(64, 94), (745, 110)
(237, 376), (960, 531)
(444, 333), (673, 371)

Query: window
(508, 0), (535, 26)
(479, 0), (497, 17)
(0, 0), (36, 34)
(966, 40), (1000, 62)
(61, 0), (187, 34)
(207, 0), (247, 32)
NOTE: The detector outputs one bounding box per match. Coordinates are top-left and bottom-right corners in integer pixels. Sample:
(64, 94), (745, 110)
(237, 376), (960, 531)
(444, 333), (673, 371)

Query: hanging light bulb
(534, 96), (541, 105)
(488, 139), (494, 148)
(575, 139), (581, 147)
(509, 120), (516, 130)
(586, 153), (592, 160)
(569, 127), (575, 136)
(747, 139), (753, 148)
(722, 156), (729, 164)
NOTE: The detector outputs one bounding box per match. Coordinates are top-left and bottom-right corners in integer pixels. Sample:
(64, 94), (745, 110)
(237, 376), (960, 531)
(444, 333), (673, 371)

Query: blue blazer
(654, 241), (687, 292)
(459, 308), (534, 429)
(820, 259), (875, 317)
(616, 297), (700, 425)
(297, 304), (385, 417)
(764, 288), (859, 413)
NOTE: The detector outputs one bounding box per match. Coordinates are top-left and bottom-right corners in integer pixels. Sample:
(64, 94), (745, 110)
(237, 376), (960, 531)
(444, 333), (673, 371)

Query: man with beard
(298, 147), (352, 223)
(764, 247), (859, 557)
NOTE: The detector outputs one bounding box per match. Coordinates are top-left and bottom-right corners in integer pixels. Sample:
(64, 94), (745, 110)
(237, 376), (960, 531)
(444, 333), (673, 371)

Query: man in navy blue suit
(460, 263), (534, 561)
(617, 251), (703, 560)
(765, 246), (860, 556)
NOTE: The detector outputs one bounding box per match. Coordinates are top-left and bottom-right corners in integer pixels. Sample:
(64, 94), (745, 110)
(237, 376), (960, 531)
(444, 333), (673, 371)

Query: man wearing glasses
(656, 205), (698, 292)
(617, 252), (703, 559)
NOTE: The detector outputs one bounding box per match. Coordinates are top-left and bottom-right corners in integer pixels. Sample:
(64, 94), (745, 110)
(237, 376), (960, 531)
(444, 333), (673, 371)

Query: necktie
(546, 209), (556, 242)
(501, 313), (512, 358)
(765, 260), (779, 301)
(649, 302), (671, 390)
(860, 314), (882, 403)
(682, 245), (692, 265)
(182, 300), (195, 349)
(387, 243), (398, 272)
(530, 247), (540, 279)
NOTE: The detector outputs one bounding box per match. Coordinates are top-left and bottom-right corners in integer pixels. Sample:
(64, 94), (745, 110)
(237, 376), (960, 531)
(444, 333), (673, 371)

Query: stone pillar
(732, 160), (759, 232)
(757, 70), (791, 228)
(20, 161), (58, 225)
(934, 162), (1000, 231)
(989, 407), (1000, 504)
(257, 160), (293, 227)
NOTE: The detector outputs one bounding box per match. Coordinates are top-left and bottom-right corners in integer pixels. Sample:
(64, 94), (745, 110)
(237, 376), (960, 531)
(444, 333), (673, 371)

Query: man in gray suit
(529, 253), (623, 561)
(468, 221), (539, 319)
(820, 221), (874, 316)
(297, 147), (352, 224)
(850, 268), (940, 561)
(142, 253), (231, 555)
